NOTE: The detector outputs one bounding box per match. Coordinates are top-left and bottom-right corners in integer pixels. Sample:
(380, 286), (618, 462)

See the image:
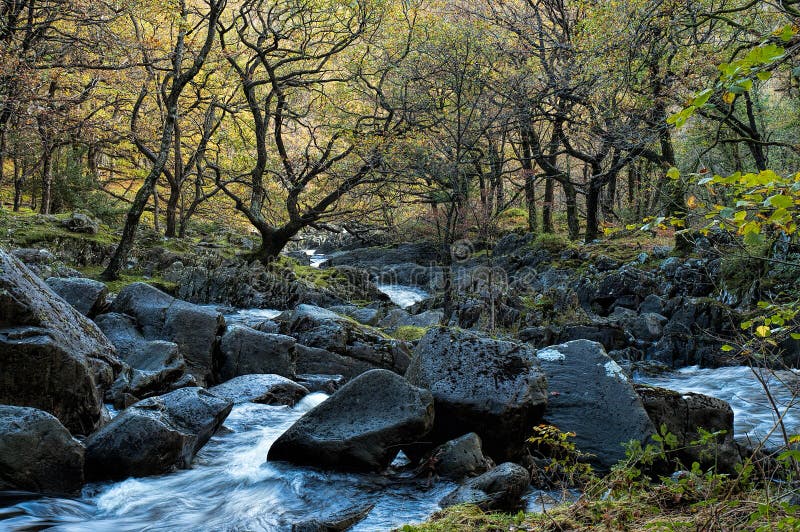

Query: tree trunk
(13, 158), (23, 212)
(563, 180), (580, 241)
(542, 176), (554, 233)
(40, 148), (53, 215)
(585, 183), (601, 243)
(165, 181), (180, 237)
(153, 186), (160, 233)
(520, 131), (537, 234)
(602, 173), (616, 221)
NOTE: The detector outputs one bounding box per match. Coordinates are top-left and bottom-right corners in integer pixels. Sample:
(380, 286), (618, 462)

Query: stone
(60, 212), (99, 234)
(635, 384), (741, 473)
(268, 369), (434, 471)
(85, 387), (232, 480)
(424, 433), (493, 480)
(45, 277), (108, 317)
(285, 305), (411, 377)
(0, 250), (120, 434)
(440, 462), (531, 511)
(405, 327), (548, 461)
(291, 504), (374, 532)
(110, 282), (224, 384)
(295, 374), (345, 394)
(210, 374), (309, 405)
(536, 340), (655, 471)
(217, 325), (297, 380)
(0, 406), (85, 495)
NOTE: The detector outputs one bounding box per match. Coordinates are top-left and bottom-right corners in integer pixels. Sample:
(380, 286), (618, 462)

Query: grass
(404, 483), (798, 531)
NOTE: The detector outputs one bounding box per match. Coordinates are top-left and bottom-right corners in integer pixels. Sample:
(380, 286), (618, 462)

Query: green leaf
(767, 194), (794, 209)
(743, 231), (765, 247)
(791, 333), (800, 340)
(666, 167), (681, 180)
(692, 89), (713, 108)
(721, 344), (735, 352)
(756, 71), (772, 81)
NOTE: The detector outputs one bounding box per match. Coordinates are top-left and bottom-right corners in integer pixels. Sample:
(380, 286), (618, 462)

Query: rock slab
(536, 340), (655, 470)
(0, 250), (119, 434)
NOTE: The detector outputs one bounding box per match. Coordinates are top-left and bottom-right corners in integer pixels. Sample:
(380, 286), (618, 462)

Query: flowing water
(0, 394), (458, 531)
(376, 285), (429, 309)
(635, 366), (800, 447)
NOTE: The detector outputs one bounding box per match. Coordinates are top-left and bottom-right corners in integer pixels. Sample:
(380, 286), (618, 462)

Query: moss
(393, 325), (429, 342)
(529, 233), (573, 254)
(77, 265), (177, 295)
(0, 209), (118, 248)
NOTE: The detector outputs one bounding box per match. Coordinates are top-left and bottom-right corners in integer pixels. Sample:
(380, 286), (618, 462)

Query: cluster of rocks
(267, 328), (741, 511)
(0, 249), (416, 497)
(0, 236), (747, 520)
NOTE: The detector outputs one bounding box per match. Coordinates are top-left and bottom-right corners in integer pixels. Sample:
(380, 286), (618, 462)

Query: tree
(102, 0), (226, 280)
(214, 0), (407, 262)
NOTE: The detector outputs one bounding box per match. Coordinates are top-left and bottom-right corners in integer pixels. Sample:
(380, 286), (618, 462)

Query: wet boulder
(294, 344), (378, 381)
(210, 374), (309, 406)
(440, 462), (531, 511)
(536, 340), (655, 471)
(84, 387), (232, 480)
(291, 504), (375, 532)
(0, 250), (120, 435)
(284, 305), (411, 378)
(45, 277), (108, 317)
(423, 433), (493, 481)
(110, 282), (224, 384)
(268, 369), (434, 471)
(217, 325), (297, 380)
(405, 327), (548, 461)
(0, 406), (85, 495)
(635, 384), (741, 473)
(96, 313), (187, 406)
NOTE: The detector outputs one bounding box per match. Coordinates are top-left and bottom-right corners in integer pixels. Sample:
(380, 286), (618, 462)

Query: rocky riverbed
(1, 233), (798, 530)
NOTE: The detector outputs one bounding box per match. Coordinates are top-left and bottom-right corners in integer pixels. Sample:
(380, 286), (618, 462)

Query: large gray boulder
(110, 283), (224, 384)
(0, 406), (85, 495)
(84, 387), (232, 480)
(217, 325), (297, 380)
(268, 369), (434, 471)
(0, 250), (120, 434)
(45, 276), (108, 317)
(210, 374), (309, 406)
(96, 313), (188, 406)
(440, 462), (531, 511)
(283, 305), (411, 379)
(635, 384), (741, 473)
(536, 340), (655, 470)
(405, 327), (548, 461)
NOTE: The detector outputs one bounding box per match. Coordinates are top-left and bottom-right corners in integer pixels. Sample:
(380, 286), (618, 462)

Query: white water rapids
(635, 365), (800, 447)
(0, 394), (457, 531)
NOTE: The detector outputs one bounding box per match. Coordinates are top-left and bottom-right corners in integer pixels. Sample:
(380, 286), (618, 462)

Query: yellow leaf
(722, 92), (736, 105)
(756, 325), (771, 338)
